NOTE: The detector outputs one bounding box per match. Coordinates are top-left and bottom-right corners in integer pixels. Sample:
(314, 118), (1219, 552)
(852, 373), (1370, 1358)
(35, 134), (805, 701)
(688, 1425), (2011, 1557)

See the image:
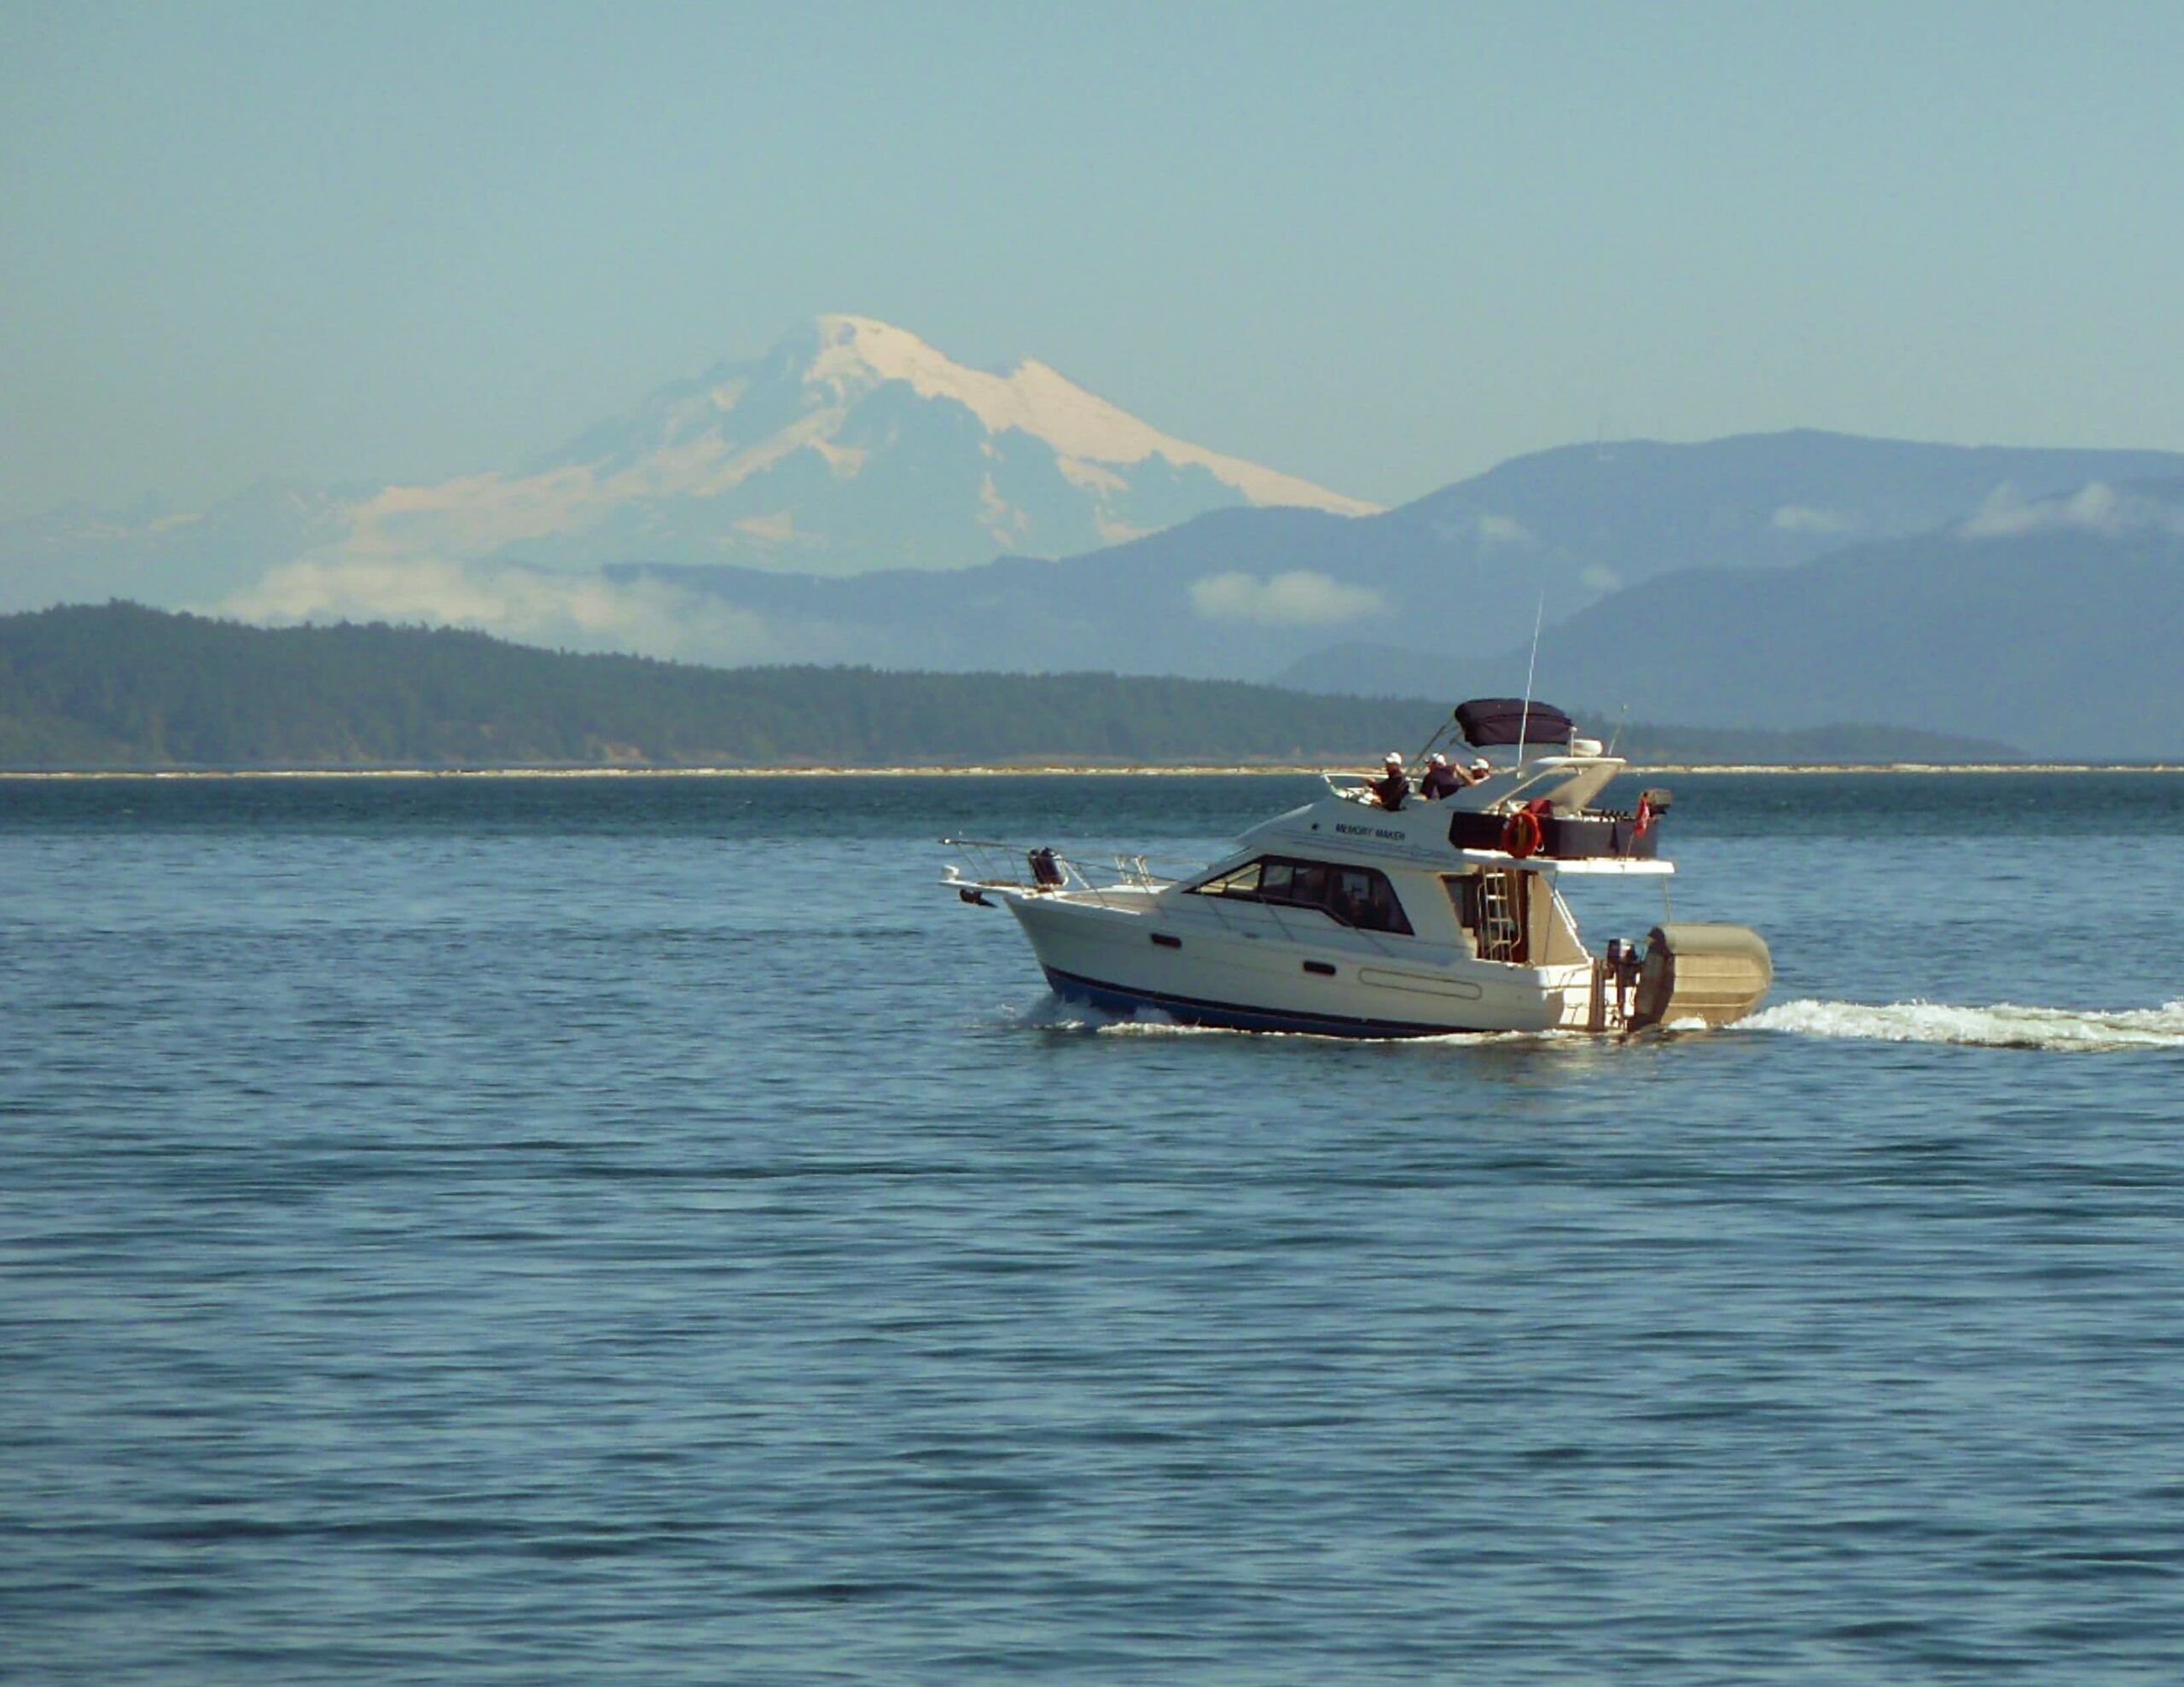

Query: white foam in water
(1007, 994), (1583, 1044)
(1094, 1017), (1226, 1038)
(1012, 994), (2184, 1052)
(1746, 997), (2184, 1052)
(1003, 994), (1202, 1035)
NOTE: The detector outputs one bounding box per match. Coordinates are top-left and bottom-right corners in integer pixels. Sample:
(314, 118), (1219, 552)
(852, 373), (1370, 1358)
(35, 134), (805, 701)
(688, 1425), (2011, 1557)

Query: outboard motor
(1604, 936), (1642, 1022)
(1626, 923), (1774, 1031)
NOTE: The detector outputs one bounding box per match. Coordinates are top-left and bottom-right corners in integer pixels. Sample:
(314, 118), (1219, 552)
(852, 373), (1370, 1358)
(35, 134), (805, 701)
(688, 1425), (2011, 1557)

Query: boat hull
(1009, 891), (1581, 1037)
(1042, 964), (1475, 1038)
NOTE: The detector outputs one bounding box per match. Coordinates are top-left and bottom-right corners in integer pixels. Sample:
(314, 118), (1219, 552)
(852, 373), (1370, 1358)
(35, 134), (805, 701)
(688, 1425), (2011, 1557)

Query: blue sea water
(3, 772), (2182, 1684)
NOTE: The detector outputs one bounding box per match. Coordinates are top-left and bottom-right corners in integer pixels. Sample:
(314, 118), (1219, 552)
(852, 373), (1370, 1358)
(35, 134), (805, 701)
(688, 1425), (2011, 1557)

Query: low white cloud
(217, 557), (787, 666)
(734, 510), (798, 542)
(1958, 481), (2184, 541)
(1771, 505), (1859, 535)
(1188, 570), (1386, 628)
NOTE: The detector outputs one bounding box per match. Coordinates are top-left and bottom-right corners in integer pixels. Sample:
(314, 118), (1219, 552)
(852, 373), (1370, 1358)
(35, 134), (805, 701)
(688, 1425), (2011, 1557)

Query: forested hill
(0, 604), (2018, 770)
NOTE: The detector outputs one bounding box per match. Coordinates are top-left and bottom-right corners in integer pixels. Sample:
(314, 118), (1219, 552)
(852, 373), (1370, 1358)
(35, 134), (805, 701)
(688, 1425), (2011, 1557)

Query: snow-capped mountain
(337, 314), (1374, 578)
(0, 316), (1375, 613)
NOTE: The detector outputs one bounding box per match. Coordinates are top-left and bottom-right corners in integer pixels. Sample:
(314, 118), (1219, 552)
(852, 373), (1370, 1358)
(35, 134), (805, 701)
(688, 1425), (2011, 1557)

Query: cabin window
(1325, 866), (1413, 936)
(1194, 861), (1263, 899)
(1190, 855), (1413, 936)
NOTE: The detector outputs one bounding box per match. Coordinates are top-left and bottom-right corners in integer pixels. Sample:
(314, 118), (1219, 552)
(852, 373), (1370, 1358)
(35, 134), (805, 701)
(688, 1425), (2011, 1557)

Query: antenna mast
(1515, 593), (1545, 767)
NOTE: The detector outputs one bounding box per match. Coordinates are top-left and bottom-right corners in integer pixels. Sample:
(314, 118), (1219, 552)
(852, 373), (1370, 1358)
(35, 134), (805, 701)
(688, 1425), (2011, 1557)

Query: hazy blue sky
(3, 0), (2181, 522)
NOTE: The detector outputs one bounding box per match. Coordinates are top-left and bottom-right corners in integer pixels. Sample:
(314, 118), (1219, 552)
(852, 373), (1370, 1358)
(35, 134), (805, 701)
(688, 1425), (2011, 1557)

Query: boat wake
(1745, 998), (2184, 1052)
(1006, 994), (2184, 1052)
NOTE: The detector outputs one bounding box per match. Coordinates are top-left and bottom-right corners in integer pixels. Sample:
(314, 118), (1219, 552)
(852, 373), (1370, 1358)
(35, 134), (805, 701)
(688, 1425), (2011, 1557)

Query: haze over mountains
(4, 315), (2181, 756)
(0, 315), (1371, 618)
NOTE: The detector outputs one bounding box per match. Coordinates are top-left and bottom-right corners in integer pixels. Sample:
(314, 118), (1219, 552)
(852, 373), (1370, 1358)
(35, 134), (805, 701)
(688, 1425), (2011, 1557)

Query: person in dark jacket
(1419, 753), (1463, 801)
(1371, 752), (1409, 811)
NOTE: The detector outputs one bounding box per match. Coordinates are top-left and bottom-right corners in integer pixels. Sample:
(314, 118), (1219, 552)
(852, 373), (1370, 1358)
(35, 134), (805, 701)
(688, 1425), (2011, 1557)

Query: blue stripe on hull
(1042, 965), (1476, 1040)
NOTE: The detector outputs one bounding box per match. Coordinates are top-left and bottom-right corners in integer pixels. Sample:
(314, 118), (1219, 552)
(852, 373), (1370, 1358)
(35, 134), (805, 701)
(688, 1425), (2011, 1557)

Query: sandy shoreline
(3, 762), (2179, 780)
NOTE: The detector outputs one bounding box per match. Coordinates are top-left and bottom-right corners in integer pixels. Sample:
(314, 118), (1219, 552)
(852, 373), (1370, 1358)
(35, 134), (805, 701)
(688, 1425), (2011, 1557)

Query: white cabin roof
(1220, 755), (1670, 879)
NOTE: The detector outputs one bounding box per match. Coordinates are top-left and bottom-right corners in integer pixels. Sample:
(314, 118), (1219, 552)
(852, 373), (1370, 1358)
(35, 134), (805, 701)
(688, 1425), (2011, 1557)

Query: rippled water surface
(4, 773), (2182, 1683)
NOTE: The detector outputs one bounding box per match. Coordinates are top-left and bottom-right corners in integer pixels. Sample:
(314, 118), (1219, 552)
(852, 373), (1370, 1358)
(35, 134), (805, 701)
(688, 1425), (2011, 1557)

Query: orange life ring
(1501, 809), (1542, 859)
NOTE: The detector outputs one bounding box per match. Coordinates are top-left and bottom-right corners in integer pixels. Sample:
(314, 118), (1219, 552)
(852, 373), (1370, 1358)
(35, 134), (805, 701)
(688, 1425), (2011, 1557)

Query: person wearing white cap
(1371, 751), (1410, 811)
(1419, 751), (1463, 802)
(1467, 756), (1495, 786)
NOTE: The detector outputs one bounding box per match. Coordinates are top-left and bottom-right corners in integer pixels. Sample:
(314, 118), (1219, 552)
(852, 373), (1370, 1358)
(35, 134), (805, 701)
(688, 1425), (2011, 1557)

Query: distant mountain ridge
(624, 432), (2184, 691)
(1275, 478), (2184, 758)
(1476, 478), (2184, 760)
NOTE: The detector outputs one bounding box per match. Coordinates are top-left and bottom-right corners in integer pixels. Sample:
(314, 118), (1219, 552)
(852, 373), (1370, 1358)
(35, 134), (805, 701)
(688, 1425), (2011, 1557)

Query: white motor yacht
(944, 699), (1772, 1038)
